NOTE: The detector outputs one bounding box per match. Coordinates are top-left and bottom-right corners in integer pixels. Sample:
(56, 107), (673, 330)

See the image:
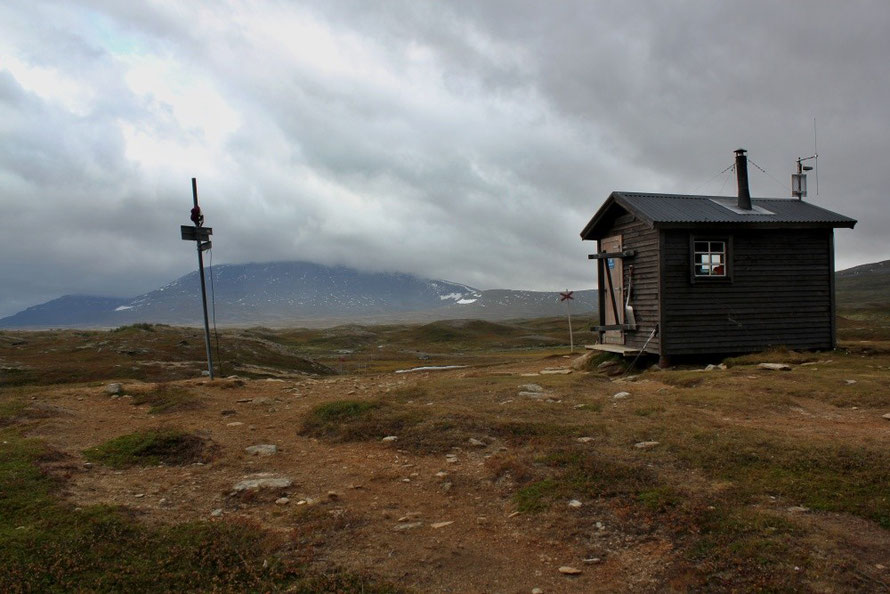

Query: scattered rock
(393, 522), (423, 531)
(597, 359), (625, 376)
(232, 476), (292, 493)
(758, 363), (791, 371)
(845, 379), (857, 385)
(583, 557), (601, 564)
(397, 512), (421, 522)
(787, 506), (810, 513)
(245, 444), (278, 456)
(435, 471), (448, 478)
(134, 493), (144, 498)
(568, 499), (582, 508)
(540, 368), (572, 375)
(105, 383), (123, 396)
(226, 422), (244, 427)
(468, 438), (486, 447)
(221, 409), (237, 417)
(518, 384), (544, 393)
(559, 566), (582, 575)
(532, 588), (544, 594)
(252, 397), (273, 404)
(576, 437), (594, 443)
(519, 391), (549, 399)
(612, 391), (630, 400)
(705, 364), (717, 371)
(430, 521), (453, 529)
(508, 511), (521, 518)
(634, 441), (660, 449)
(381, 435), (399, 442)
(211, 508), (223, 517)
(327, 490), (339, 500)
(882, 413), (890, 420)
(275, 497), (290, 505)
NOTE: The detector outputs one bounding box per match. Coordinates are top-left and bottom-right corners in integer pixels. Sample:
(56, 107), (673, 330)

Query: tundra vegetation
(0, 312), (888, 592)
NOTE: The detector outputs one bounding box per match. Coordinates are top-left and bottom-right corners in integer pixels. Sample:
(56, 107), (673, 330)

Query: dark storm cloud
(0, 1), (887, 317)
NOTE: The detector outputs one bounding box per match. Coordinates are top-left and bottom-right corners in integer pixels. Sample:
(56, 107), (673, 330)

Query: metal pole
(192, 178), (214, 380)
(566, 294), (574, 353)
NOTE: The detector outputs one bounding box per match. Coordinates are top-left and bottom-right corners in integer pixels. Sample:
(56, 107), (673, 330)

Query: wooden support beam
(590, 324), (635, 332)
(588, 250), (635, 260)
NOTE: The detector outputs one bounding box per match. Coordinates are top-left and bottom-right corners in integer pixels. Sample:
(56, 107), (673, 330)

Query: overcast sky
(1, 1), (887, 317)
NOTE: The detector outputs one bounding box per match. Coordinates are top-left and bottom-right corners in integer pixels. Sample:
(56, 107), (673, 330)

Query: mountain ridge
(0, 261), (596, 329)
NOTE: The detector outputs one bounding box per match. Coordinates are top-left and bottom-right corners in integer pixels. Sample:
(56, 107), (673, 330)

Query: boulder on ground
(758, 363), (792, 371)
(245, 444), (278, 456)
(571, 351), (597, 371)
(232, 474), (292, 494)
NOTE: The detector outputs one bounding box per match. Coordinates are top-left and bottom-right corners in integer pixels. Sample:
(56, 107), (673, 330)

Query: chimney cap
(734, 148), (747, 155)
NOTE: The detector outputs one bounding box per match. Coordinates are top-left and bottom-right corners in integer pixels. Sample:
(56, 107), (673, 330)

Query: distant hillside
(836, 259), (890, 308)
(0, 261), (596, 329)
(0, 295), (132, 328)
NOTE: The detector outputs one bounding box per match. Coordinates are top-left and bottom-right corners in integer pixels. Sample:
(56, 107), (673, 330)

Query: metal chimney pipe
(735, 148), (752, 210)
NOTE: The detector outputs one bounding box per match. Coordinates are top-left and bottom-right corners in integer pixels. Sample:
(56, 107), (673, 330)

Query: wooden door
(601, 235), (624, 344)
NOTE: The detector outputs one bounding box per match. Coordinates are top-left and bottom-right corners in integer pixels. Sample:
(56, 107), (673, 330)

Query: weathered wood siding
(660, 228), (834, 355)
(611, 215), (660, 352)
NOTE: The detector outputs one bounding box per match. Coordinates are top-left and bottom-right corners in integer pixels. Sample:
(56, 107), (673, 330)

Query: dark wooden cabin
(580, 149), (857, 365)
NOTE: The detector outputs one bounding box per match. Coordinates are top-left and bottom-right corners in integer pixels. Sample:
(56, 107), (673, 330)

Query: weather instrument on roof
(792, 154), (817, 199)
(793, 119), (819, 199)
(180, 177), (215, 380)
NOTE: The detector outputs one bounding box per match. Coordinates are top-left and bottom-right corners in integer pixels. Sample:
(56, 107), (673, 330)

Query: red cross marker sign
(559, 290), (574, 302)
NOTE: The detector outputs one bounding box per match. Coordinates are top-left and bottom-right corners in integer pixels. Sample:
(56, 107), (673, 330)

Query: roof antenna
(792, 121), (818, 201)
(813, 118), (819, 196)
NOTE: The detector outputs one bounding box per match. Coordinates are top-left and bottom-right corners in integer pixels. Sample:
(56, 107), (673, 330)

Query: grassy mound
(83, 429), (214, 468)
(130, 385), (202, 414)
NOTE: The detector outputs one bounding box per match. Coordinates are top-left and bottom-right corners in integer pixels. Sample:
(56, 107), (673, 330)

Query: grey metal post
(192, 178), (214, 380)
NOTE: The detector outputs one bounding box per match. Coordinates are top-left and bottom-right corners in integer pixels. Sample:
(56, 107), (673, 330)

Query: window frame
(689, 235), (733, 284)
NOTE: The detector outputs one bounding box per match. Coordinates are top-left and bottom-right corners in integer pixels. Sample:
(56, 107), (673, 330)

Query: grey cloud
(0, 1), (886, 317)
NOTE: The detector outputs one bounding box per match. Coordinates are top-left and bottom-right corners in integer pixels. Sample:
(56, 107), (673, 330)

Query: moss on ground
(0, 425), (400, 592)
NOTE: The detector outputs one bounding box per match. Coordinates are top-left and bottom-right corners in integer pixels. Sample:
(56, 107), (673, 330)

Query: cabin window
(690, 236), (732, 282)
(694, 240), (726, 277)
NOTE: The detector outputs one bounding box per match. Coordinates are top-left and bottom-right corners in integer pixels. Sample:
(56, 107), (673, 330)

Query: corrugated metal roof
(580, 191), (857, 239)
(613, 192), (857, 225)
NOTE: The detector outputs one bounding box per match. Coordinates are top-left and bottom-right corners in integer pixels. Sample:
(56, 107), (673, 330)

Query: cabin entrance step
(584, 343), (642, 358)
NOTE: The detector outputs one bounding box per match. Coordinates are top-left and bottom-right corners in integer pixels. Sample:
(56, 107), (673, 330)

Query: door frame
(600, 235), (624, 345)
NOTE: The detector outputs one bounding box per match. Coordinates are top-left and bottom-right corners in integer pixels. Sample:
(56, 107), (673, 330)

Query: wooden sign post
(180, 177), (214, 380)
(560, 290), (575, 353)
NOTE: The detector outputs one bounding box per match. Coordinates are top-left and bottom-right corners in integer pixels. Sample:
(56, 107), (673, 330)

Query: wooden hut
(580, 149), (857, 365)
